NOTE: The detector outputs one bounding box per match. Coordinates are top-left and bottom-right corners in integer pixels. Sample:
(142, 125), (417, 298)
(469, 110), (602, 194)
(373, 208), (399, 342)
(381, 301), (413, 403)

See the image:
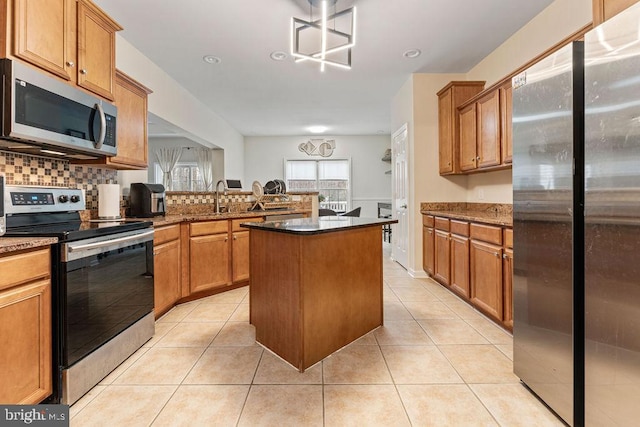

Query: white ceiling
(94, 0), (554, 137)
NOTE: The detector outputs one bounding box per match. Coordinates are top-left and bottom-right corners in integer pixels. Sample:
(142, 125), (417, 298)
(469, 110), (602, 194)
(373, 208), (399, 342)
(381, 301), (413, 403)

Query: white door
(392, 124), (408, 268)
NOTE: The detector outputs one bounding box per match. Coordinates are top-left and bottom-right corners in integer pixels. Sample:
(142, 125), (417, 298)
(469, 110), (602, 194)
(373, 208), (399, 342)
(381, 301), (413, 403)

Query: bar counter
(241, 216), (397, 371)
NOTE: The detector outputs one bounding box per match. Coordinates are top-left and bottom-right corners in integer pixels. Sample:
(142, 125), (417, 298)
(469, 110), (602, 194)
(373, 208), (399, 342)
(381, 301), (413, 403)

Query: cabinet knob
(476, 156), (480, 160)
(495, 252), (500, 258)
(80, 69), (87, 75)
(225, 237), (228, 242)
(233, 235), (237, 240)
(66, 61), (75, 67)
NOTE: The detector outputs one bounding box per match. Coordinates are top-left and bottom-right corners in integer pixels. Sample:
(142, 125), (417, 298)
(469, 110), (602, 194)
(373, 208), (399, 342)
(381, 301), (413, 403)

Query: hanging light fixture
(291, 0), (357, 71)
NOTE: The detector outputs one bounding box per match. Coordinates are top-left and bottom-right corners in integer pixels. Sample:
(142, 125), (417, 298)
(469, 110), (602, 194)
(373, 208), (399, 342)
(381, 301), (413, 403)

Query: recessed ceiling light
(308, 126), (328, 134)
(270, 51), (288, 61)
(203, 55), (221, 64)
(403, 49), (421, 59)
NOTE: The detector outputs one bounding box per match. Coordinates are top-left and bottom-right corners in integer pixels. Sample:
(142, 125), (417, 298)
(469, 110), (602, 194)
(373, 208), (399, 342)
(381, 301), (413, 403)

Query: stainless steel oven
(4, 185), (154, 404)
(59, 228), (154, 404)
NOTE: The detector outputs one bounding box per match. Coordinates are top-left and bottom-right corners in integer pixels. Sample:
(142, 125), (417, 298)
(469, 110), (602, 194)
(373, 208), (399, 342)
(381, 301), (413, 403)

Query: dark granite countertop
(124, 209), (311, 227)
(0, 237), (58, 254)
(241, 216), (398, 235)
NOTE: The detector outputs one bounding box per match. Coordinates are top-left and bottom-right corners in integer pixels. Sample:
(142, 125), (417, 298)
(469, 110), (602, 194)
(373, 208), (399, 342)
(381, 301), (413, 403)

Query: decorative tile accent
(0, 151), (119, 215)
(0, 150), (72, 187)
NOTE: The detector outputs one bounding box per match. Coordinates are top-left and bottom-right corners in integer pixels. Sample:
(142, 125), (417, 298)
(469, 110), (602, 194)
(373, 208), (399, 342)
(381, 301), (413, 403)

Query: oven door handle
(67, 229), (154, 255)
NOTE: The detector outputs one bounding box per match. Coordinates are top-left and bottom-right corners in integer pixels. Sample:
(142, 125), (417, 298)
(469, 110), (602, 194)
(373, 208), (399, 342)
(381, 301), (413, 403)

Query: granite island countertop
(420, 202), (513, 227)
(241, 216), (397, 235)
(0, 237), (58, 254)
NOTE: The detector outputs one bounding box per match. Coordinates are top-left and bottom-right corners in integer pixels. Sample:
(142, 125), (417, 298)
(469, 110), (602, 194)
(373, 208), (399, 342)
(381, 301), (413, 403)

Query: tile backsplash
(0, 150), (118, 213)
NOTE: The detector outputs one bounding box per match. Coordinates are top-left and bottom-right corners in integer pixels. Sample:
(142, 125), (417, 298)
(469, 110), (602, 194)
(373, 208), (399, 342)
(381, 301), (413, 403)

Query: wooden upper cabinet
(477, 90), (501, 168)
(500, 82), (513, 164)
(8, 0), (121, 100)
(13, 0), (76, 82)
(593, 0), (639, 25)
(457, 83), (512, 174)
(436, 81), (485, 175)
(459, 103), (477, 172)
(76, 0), (121, 100)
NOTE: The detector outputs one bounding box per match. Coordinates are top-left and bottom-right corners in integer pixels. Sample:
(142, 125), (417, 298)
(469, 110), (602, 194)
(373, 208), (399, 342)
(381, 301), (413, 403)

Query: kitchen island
(241, 216), (397, 372)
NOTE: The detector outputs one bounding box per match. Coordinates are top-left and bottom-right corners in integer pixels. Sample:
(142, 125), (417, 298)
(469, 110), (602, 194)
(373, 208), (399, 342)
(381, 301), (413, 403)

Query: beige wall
(396, 0), (593, 274)
(114, 36), (245, 180)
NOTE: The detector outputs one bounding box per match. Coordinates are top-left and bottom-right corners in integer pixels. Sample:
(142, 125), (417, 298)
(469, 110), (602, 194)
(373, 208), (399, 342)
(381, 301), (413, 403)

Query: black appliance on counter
(129, 183), (165, 217)
(3, 185), (154, 405)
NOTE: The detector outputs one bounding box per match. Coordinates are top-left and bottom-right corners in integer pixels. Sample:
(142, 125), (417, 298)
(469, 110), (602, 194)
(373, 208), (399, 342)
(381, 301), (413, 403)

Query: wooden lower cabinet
(503, 247), (514, 330)
(232, 231), (250, 283)
(450, 234), (470, 298)
(189, 233), (230, 294)
(434, 229), (451, 286)
(470, 240), (503, 321)
(153, 224), (181, 318)
(423, 226), (435, 275)
(0, 247), (52, 404)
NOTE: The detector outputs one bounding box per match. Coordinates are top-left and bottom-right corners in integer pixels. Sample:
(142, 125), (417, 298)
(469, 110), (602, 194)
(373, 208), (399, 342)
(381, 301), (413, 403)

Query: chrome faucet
(215, 179), (227, 214)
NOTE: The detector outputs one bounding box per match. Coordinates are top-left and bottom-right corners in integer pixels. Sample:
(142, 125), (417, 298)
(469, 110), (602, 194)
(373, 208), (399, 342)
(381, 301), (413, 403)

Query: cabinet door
(459, 103), (477, 171)
(13, 0), (76, 82)
(477, 90), (501, 168)
(438, 88), (454, 174)
(153, 239), (181, 318)
(76, 0), (118, 100)
(434, 230), (451, 286)
(450, 234), (470, 298)
(503, 247), (513, 330)
(232, 231), (250, 283)
(470, 240), (503, 320)
(423, 226), (435, 276)
(0, 279), (51, 404)
(500, 84), (513, 164)
(189, 234), (230, 293)
(593, 0), (639, 24)
(108, 71), (151, 169)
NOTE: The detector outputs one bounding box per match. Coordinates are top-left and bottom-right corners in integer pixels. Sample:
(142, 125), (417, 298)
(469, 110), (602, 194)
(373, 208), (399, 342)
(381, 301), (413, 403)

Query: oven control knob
(58, 195), (69, 203)
(70, 195), (81, 203)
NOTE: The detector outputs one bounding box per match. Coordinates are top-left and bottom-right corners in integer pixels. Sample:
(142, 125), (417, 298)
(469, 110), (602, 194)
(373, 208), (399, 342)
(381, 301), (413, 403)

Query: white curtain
(155, 148), (182, 190)
(195, 148), (215, 191)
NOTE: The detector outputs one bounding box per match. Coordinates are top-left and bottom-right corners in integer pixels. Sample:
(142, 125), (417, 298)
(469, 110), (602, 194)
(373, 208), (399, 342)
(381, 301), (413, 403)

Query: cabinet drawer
(0, 248), (50, 291)
(504, 228), (513, 249)
(470, 223), (502, 245)
(450, 220), (469, 237)
(422, 215), (435, 227)
(154, 224), (180, 245)
(435, 217), (450, 231)
(190, 220), (228, 237)
(232, 217), (263, 232)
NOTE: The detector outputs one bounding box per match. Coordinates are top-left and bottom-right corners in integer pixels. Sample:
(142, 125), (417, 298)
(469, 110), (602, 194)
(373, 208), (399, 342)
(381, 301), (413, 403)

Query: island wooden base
(249, 226), (384, 372)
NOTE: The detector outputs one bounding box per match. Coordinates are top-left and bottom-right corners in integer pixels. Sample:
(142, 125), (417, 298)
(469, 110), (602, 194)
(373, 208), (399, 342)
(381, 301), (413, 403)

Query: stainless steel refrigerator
(513, 4), (640, 426)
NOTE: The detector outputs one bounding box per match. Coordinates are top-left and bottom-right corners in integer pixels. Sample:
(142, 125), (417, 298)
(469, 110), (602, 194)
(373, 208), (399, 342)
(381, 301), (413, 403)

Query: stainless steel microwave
(0, 59), (117, 159)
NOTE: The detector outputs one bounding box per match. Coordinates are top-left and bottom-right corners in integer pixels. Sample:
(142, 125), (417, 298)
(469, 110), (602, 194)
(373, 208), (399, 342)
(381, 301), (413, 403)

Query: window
(154, 163), (205, 191)
(285, 159), (351, 212)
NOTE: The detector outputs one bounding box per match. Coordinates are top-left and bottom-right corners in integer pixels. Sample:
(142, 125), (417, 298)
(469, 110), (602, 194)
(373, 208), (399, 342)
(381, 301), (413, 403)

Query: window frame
(284, 158), (352, 212)
(154, 162), (205, 192)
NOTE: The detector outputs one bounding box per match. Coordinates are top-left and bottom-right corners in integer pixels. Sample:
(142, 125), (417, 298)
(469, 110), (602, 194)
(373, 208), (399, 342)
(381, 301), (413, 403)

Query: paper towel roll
(98, 184), (121, 219)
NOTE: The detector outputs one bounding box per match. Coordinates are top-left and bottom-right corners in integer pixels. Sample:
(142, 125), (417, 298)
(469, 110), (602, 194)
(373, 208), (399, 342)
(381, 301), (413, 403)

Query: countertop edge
(241, 218), (398, 235)
(420, 210), (513, 227)
(0, 237), (58, 254)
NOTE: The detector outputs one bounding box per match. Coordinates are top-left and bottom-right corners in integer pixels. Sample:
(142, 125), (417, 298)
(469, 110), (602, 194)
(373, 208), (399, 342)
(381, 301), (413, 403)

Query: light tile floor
(70, 244), (563, 426)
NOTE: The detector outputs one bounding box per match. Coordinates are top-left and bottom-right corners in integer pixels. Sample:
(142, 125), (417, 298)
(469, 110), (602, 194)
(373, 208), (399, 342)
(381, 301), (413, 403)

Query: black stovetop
(5, 212), (152, 242)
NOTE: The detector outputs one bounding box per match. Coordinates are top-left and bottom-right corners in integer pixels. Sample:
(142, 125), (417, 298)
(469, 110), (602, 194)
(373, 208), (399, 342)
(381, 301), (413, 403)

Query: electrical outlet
(478, 189), (485, 200)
